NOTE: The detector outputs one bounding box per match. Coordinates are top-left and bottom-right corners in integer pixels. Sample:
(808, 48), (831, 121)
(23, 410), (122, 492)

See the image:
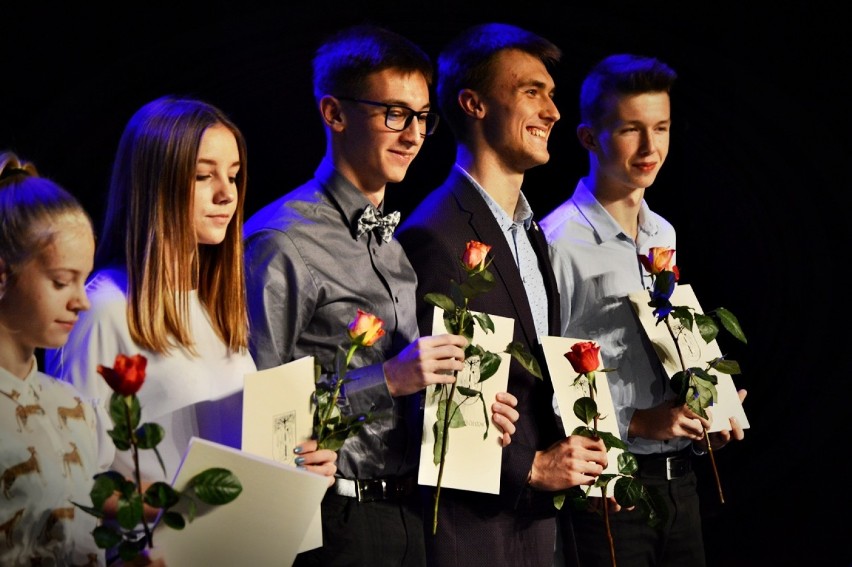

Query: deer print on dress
(2, 446), (41, 498)
(15, 401), (45, 432)
(61, 442), (84, 478)
(0, 508), (24, 548)
(57, 397), (88, 428)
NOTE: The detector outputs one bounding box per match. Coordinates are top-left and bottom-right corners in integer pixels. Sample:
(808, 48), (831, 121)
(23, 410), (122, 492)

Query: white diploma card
(418, 306), (513, 494)
(628, 283), (749, 432)
(242, 355), (323, 552)
(155, 437), (328, 567)
(540, 335), (623, 497)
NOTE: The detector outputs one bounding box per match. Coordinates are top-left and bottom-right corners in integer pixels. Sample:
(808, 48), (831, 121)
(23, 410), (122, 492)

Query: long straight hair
(97, 96), (249, 354)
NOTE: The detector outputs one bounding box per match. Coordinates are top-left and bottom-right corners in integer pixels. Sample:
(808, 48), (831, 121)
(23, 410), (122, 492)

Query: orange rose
(639, 247), (679, 281)
(564, 341), (600, 375)
(462, 240), (491, 272)
(348, 309), (385, 347)
(97, 353), (147, 396)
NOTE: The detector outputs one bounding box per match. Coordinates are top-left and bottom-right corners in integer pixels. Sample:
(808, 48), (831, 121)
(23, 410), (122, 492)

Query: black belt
(634, 449), (692, 480)
(332, 476), (417, 502)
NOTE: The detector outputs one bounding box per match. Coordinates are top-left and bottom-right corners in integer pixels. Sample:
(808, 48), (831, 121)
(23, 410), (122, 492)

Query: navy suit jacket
(397, 167), (562, 514)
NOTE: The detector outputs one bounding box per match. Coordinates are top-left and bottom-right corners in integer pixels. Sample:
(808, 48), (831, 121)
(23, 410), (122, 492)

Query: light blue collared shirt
(456, 164), (549, 340)
(541, 179), (687, 455)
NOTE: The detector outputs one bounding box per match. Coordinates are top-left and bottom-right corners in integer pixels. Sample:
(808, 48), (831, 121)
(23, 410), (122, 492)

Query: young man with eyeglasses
(396, 23), (609, 567)
(243, 24), (520, 567)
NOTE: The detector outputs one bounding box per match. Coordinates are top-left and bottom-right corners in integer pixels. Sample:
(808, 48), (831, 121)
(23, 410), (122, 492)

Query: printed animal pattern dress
(0, 361), (101, 566)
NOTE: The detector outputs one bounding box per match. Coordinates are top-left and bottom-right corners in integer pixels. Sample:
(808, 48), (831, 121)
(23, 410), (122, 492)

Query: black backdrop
(3, 2), (849, 565)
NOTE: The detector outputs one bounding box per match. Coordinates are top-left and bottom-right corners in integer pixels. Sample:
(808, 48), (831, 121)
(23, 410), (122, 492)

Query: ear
(458, 89), (485, 118)
(577, 124), (597, 151)
(319, 95), (346, 132)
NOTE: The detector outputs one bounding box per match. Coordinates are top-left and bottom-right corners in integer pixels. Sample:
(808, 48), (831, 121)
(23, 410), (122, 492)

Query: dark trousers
(562, 471), (705, 567)
(293, 490), (426, 567)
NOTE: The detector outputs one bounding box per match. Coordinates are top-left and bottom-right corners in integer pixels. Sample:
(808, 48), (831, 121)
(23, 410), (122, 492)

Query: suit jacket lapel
(447, 171), (541, 348)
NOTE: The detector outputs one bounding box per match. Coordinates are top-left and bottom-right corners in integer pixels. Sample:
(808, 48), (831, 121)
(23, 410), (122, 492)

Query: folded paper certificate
(418, 306), (512, 494)
(628, 284), (749, 432)
(540, 335), (623, 497)
(242, 356), (323, 552)
(155, 437), (328, 567)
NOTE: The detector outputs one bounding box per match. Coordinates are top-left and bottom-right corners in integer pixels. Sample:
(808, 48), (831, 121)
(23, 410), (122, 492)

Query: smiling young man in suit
(396, 23), (608, 567)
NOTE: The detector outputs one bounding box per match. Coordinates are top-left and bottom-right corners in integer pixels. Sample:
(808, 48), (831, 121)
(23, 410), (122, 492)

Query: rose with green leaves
(423, 240), (541, 536)
(638, 247), (747, 504)
(312, 310), (384, 451)
(75, 354), (242, 562)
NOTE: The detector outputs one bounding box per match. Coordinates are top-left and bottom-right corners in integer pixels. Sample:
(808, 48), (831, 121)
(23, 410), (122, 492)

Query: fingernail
(293, 446), (303, 454)
(295, 456), (305, 465)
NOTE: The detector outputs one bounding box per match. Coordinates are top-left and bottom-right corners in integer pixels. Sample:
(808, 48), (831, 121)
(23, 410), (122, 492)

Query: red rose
(97, 353), (147, 396)
(564, 341), (600, 375)
(462, 241), (491, 272)
(348, 309), (385, 347)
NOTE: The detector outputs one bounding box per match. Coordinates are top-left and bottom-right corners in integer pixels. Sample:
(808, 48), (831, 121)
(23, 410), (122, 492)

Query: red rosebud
(639, 247), (679, 280)
(97, 354), (147, 396)
(462, 241), (491, 272)
(348, 309), (385, 347)
(564, 341), (601, 375)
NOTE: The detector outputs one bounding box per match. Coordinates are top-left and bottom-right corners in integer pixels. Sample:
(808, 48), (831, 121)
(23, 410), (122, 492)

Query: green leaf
(553, 492), (566, 510)
(135, 422), (165, 450)
(107, 425), (132, 451)
(713, 307), (747, 344)
(670, 370), (690, 401)
(449, 281), (465, 308)
(617, 451), (639, 476)
(116, 491), (143, 530)
(424, 292), (456, 312)
(161, 510), (186, 530)
(694, 313), (719, 343)
(89, 471), (123, 509)
(573, 397), (597, 426)
(597, 430), (627, 451)
(473, 312), (495, 334)
(92, 524), (123, 549)
(189, 467), (243, 505)
(144, 481), (180, 509)
(442, 398), (467, 429)
(613, 475), (644, 508)
(477, 350), (502, 381)
(711, 358), (741, 375)
(504, 341), (542, 379)
(460, 269), (495, 298)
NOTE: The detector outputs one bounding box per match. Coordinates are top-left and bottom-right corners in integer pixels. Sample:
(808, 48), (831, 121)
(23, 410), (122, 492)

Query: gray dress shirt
(243, 157), (421, 478)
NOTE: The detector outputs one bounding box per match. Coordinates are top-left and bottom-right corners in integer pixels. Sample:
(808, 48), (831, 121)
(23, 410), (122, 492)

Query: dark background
(3, 2), (849, 565)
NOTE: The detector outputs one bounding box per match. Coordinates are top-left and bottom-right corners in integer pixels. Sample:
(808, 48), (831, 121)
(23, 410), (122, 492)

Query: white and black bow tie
(355, 206), (400, 243)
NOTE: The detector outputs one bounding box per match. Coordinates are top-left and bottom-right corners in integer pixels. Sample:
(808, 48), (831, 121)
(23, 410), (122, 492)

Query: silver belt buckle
(666, 457), (675, 480)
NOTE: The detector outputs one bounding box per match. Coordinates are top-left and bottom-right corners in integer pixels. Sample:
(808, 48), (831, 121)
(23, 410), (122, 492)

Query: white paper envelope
(540, 335), (623, 497)
(627, 283), (750, 432)
(154, 437), (328, 567)
(418, 306), (512, 494)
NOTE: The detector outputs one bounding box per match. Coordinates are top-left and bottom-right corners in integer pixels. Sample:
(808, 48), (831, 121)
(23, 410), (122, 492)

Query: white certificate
(628, 283), (749, 432)
(155, 437), (327, 566)
(540, 335), (623, 497)
(242, 356), (323, 552)
(418, 307), (513, 494)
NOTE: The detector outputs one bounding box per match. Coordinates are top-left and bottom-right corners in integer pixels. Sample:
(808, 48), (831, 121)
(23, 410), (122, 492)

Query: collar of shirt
(572, 179), (660, 245)
(315, 158), (387, 241)
(454, 163), (535, 230)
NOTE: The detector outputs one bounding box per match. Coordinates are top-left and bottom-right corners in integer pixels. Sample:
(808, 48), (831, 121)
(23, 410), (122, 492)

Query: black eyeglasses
(336, 97), (439, 136)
